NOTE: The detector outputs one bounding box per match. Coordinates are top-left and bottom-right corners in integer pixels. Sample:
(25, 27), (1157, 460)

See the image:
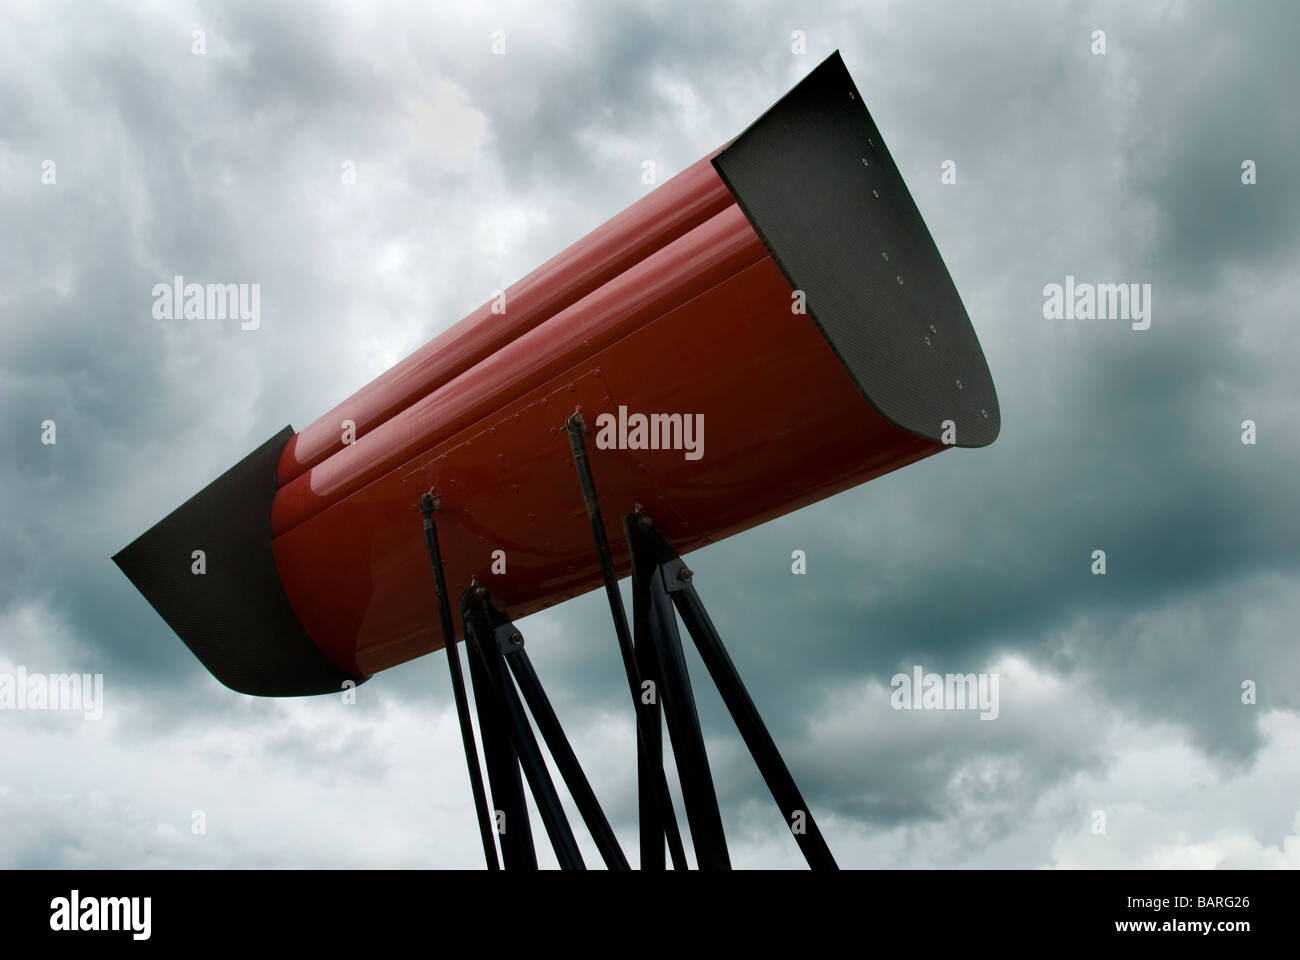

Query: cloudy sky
(2, 0), (1298, 869)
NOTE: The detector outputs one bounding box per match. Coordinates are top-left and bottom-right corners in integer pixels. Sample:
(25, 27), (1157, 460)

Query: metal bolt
(638, 514), (654, 531)
(510, 632), (523, 646)
(474, 585), (488, 599)
(677, 567), (694, 583)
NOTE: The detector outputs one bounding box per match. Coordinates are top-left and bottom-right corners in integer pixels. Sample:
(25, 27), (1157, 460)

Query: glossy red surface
(270, 249), (942, 678)
(276, 151), (734, 486)
(272, 203), (766, 538)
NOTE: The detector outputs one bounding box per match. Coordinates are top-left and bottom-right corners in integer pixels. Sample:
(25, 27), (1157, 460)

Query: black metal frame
(414, 416), (836, 870)
(623, 511), (837, 870)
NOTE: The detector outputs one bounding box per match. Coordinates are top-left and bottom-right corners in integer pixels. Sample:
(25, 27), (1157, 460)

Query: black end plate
(113, 426), (367, 697)
(713, 50), (1000, 448)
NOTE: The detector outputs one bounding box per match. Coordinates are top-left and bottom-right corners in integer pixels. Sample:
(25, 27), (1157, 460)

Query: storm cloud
(1, 0), (1297, 868)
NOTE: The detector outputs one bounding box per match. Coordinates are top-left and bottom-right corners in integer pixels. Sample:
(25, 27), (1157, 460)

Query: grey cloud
(1, 0), (1297, 868)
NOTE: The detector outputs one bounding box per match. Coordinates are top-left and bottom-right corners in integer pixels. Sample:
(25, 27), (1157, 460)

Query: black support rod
(657, 541), (839, 871)
(626, 511), (729, 869)
(463, 589), (585, 870)
(505, 643), (631, 870)
(565, 412), (688, 870)
(418, 493), (499, 870)
(464, 603), (536, 869)
(645, 563), (731, 868)
(626, 515), (666, 871)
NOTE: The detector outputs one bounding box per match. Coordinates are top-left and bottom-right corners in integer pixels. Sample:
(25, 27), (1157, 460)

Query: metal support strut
(418, 494), (499, 870)
(418, 412), (837, 870)
(566, 413), (689, 870)
(566, 412), (839, 871)
(419, 493), (630, 870)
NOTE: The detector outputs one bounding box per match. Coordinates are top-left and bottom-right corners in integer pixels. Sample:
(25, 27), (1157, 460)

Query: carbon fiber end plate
(713, 51), (1000, 448)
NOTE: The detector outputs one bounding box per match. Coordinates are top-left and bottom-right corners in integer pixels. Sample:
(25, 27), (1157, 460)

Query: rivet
(956, 379), (963, 389)
(981, 409), (989, 419)
(929, 324), (936, 333)
(868, 137), (875, 147)
(881, 251), (889, 261)
(861, 157), (869, 167)
(849, 91), (854, 100)
(923, 335), (931, 346)
(872, 189), (879, 199)
(897, 275), (904, 285)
